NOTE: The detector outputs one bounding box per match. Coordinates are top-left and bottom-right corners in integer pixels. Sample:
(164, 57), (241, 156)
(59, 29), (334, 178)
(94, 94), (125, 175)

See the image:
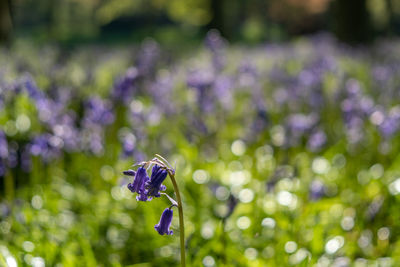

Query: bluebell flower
(136, 191), (149, 201)
(121, 135), (135, 158)
(146, 165), (167, 197)
(287, 113), (317, 133)
(24, 76), (44, 101)
(379, 111), (400, 138)
(204, 30), (226, 72)
(205, 29), (225, 52)
(0, 203), (11, 218)
(29, 134), (61, 162)
(309, 180), (325, 201)
(154, 208), (173, 235)
(187, 70), (214, 90)
(366, 196), (384, 221)
(83, 97), (115, 126)
(127, 166), (149, 201)
(112, 67), (138, 103)
(136, 39), (160, 76)
(0, 131), (9, 159)
(307, 130), (327, 152)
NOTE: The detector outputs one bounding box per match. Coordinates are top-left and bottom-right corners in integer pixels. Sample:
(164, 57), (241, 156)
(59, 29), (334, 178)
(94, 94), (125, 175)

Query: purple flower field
(1, 33), (400, 266)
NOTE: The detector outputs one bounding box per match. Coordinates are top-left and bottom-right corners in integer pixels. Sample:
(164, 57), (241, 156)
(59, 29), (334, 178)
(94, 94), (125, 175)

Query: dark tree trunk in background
(208, 0), (226, 37)
(386, 0), (395, 35)
(331, 0), (372, 44)
(0, 0), (12, 43)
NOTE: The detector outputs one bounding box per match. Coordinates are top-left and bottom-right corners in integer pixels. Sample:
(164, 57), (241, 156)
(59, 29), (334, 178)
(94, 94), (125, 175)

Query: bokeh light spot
(192, 169), (210, 184)
(236, 216), (251, 229)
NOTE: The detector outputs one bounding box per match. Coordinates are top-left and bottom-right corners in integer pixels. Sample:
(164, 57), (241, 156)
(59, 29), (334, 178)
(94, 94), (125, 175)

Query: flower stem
(168, 170), (186, 267)
(4, 170), (14, 201)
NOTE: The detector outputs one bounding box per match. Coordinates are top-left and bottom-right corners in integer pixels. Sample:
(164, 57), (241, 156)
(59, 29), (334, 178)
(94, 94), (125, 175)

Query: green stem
(221, 218), (227, 266)
(4, 170), (14, 201)
(168, 170), (186, 267)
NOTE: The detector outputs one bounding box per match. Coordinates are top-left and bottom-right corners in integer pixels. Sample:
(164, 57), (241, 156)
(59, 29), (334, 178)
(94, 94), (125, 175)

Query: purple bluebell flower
(287, 113), (318, 133)
(309, 180), (326, 201)
(0, 203), (11, 218)
(205, 30), (226, 72)
(372, 65), (391, 83)
(340, 80), (372, 144)
(378, 107), (400, 138)
(254, 107), (269, 127)
(112, 67), (138, 103)
(285, 113), (318, 147)
(29, 134), (61, 162)
(127, 166), (149, 202)
(238, 61), (259, 87)
(366, 196), (384, 221)
(213, 75), (233, 110)
(154, 208), (173, 235)
(24, 76), (45, 101)
(149, 75), (176, 115)
(136, 39), (161, 76)
(136, 191), (150, 201)
(205, 29), (225, 52)
(0, 132), (7, 176)
(244, 105), (269, 143)
(83, 97), (115, 126)
(29, 136), (47, 157)
(51, 113), (80, 152)
(121, 134), (136, 158)
(186, 69), (216, 112)
(379, 116), (399, 138)
(359, 96), (374, 116)
(146, 164), (167, 197)
(0, 131), (8, 159)
(187, 70), (214, 91)
(307, 130), (327, 152)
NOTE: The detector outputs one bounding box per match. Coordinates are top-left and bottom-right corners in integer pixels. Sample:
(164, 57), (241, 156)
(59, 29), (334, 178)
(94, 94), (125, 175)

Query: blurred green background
(2, 1), (400, 267)
(2, 0), (400, 44)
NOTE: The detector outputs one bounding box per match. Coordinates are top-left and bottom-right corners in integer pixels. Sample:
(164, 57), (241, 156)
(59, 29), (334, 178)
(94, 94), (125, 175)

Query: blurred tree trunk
(208, 0), (226, 37)
(386, 0), (395, 35)
(331, 0), (372, 43)
(0, 0), (12, 43)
